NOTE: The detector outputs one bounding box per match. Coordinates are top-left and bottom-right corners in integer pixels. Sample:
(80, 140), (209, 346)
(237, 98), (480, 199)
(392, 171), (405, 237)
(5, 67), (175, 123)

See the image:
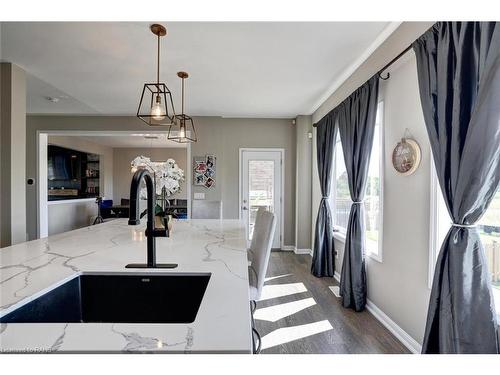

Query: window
(430, 163), (500, 320)
(365, 102), (384, 260)
(331, 132), (350, 234)
(330, 102), (384, 261)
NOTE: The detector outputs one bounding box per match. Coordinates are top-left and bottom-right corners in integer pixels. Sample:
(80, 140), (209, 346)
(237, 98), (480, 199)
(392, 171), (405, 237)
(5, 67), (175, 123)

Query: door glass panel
(248, 160), (274, 241)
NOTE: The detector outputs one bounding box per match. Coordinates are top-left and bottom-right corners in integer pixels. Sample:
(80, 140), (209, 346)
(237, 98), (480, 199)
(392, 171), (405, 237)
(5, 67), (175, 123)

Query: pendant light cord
(157, 33), (160, 91)
(181, 77), (185, 115)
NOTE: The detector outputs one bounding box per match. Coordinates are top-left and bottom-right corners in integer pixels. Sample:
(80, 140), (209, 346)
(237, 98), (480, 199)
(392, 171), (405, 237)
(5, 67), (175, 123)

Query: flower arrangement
(130, 156), (185, 199)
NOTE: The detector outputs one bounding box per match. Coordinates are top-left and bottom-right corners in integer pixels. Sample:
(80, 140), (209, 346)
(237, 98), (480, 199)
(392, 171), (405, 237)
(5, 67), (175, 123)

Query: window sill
(333, 231), (346, 243)
(332, 230), (383, 263)
(367, 252), (383, 263)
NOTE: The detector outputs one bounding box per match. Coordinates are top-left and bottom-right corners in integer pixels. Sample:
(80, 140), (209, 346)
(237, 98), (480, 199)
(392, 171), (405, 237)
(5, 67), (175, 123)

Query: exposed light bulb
(179, 123), (186, 139)
(151, 95), (165, 121)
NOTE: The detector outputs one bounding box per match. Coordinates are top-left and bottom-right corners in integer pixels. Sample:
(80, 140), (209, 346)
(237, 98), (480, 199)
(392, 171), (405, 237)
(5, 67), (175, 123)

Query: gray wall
(365, 54), (431, 345)
(190, 117), (296, 246)
(113, 147), (188, 203)
(26, 116), (296, 246)
(295, 115), (313, 250)
(0, 61), (2, 245)
(1, 63), (26, 247)
(0, 63), (5, 246)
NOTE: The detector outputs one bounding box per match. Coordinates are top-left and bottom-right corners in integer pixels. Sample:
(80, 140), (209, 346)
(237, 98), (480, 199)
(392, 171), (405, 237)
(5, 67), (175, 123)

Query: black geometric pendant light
(137, 24), (176, 126)
(168, 71), (197, 143)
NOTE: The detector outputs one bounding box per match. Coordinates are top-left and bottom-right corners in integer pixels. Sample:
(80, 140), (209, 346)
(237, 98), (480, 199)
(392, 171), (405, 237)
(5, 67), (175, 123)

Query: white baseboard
(294, 248), (312, 256)
(365, 300), (422, 354)
(334, 271), (341, 283)
(281, 246), (313, 256)
(332, 271), (421, 353)
(329, 286), (341, 298)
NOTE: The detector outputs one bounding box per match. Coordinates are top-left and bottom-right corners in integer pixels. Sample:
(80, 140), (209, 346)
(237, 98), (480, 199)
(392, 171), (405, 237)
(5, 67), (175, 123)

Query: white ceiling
(1, 22), (392, 117)
(77, 134), (187, 148)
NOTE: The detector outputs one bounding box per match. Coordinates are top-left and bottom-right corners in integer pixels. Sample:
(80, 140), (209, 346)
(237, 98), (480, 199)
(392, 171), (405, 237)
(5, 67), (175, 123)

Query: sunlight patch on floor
(254, 297), (316, 322)
(259, 282), (308, 301)
(264, 274), (292, 282)
(261, 320), (333, 350)
(329, 286), (340, 298)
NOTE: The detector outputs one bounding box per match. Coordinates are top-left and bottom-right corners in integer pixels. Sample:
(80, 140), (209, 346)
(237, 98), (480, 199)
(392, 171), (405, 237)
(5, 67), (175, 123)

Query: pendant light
(168, 71), (197, 143)
(137, 24), (176, 126)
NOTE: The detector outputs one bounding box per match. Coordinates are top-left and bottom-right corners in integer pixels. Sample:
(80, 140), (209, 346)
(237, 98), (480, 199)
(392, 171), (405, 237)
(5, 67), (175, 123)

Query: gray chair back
(249, 207), (266, 255)
(249, 210), (276, 300)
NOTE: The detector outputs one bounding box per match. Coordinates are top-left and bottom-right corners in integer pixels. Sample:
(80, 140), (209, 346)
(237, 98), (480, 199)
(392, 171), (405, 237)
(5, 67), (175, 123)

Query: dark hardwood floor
(254, 252), (410, 354)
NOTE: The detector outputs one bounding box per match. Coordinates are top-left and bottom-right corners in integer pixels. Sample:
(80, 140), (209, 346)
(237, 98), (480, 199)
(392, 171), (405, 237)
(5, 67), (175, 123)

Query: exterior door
(240, 149), (282, 249)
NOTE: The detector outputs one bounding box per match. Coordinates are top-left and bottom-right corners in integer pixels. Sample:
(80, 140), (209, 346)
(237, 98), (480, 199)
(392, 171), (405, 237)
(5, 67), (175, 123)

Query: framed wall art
(392, 138), (421, 175)
(194, 155), (216, 188)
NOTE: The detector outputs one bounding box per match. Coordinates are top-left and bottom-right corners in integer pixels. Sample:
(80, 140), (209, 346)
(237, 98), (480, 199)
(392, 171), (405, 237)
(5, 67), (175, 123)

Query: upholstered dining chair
(247, 210), (276, 353)
(247, 207), (266, 266)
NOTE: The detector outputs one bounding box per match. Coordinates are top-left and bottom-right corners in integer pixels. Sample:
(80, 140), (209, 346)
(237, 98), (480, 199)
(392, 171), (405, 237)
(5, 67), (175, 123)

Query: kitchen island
(0, 219), (252, 353)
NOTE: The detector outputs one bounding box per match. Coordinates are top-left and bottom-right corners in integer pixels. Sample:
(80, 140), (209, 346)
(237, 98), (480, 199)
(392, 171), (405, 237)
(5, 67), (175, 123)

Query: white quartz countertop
(0, 219), (252, 353)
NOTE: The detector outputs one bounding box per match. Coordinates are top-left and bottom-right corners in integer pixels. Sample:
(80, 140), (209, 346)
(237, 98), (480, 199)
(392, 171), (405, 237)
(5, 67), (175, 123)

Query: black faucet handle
(145, 227), (169, 237)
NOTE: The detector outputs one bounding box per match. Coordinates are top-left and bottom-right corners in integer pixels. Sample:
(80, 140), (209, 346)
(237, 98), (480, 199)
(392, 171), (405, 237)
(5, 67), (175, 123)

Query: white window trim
(331, 101), (384, 264)
(429, 157), (452, 289)
(329, 129), (347, 238)
(331, 130), (347, 236)
(333, 229), (347, 243)
(367, 101), (385, 263)
(429, 159), (440, 289)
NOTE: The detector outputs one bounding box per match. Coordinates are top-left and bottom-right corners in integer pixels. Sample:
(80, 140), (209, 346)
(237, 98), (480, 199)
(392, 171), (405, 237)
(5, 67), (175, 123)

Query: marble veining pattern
(0, 219), (252, 353)
(195, 224), (247, 281)
(110, 324), (190, 352)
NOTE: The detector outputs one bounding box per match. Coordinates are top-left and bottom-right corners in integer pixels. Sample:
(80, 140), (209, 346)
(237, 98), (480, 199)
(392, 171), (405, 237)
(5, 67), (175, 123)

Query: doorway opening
(36, 131), (191, 238)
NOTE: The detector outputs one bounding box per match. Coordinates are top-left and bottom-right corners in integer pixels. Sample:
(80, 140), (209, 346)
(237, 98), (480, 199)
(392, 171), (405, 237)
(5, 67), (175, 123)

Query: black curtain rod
(377, 44), (413, 80)
(312, 44), (413, 128)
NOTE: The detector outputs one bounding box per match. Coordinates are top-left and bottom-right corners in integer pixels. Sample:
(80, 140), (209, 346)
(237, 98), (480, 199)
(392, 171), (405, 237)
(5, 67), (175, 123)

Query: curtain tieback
(451, 223), (477, 228)
(352, 201), (364, 204)
(321, 196), (329, 199)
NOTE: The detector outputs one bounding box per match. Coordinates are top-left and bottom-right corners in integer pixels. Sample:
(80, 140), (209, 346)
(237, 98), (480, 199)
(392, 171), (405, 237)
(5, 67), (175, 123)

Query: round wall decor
(392, 138), (421, 175)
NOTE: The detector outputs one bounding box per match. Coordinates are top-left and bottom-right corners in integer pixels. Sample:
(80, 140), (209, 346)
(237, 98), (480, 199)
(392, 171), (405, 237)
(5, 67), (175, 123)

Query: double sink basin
(0, 273), (211, 324)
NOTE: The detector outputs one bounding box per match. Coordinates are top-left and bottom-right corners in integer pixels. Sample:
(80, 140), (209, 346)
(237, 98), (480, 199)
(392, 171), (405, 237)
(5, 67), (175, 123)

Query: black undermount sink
(0, 273), (211, 324)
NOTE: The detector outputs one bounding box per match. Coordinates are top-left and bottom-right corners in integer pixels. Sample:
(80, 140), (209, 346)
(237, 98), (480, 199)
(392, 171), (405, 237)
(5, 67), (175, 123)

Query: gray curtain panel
(413, 22), (500, 354)
(338, 76), (379, 312)
(311, 113), (337, 277)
